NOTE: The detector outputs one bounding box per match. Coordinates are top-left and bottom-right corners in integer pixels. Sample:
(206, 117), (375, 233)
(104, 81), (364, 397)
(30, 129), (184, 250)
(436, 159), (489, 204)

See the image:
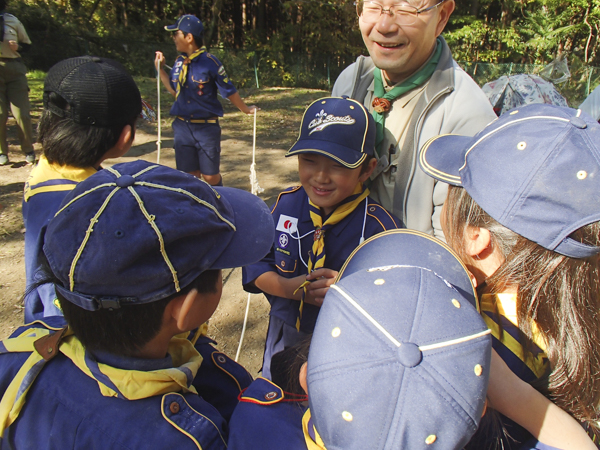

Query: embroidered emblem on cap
(308, 109), (355, 135)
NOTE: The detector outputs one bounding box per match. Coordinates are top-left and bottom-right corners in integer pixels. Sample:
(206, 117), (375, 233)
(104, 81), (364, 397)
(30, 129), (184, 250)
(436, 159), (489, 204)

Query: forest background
(10, 0), (600, 106)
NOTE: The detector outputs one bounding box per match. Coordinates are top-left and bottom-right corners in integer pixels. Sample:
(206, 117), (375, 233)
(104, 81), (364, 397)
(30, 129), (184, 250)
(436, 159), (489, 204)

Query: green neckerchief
(372, 38), (442, 156)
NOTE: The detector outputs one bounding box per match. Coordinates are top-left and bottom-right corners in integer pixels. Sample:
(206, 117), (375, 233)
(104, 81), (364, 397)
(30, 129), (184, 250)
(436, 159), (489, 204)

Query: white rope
(249, 108), (264, 195)
(156, 59), (162, 164)
(236, 108), (263, 362)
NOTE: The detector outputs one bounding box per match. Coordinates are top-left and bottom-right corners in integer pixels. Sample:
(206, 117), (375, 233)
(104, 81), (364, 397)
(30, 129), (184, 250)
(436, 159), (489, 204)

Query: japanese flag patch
(276, 214), (298, 235)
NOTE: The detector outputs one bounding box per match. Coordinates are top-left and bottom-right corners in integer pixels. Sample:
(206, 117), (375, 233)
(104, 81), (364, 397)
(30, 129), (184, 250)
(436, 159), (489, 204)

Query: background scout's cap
(43, 56), (142, 128)
(419, 103), (600, 259)
(44, 160), (274, 311)
(165, 14), (204, 37)
(307, 229), (491, 450)
(285, 96), (375, 169)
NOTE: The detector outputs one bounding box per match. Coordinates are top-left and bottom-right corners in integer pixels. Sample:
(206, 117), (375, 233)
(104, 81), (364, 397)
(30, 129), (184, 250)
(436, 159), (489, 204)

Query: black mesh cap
(43, 56), (142, 127)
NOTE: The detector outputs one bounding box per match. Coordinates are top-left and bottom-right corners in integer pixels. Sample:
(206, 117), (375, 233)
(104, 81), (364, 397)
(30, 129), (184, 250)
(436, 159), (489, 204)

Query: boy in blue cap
(243, 96), (400, 380)
(0, 160), (274, 448)
(155, 15), (257, 186)
(23, 56), (142, 322)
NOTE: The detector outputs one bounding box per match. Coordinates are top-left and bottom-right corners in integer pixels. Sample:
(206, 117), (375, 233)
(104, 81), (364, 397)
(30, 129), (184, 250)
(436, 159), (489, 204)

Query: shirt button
(169, 402), (180, 414)
(264, 392), (277, 400)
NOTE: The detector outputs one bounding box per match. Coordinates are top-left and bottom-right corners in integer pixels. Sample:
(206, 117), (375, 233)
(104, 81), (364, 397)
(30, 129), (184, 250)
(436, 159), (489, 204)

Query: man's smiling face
(359, 0), (454, 84)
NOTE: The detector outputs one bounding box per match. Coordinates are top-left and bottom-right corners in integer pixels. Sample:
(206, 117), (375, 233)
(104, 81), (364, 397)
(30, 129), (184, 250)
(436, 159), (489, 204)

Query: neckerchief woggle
(0, 326), (202, 437)
(372, 38), (442, 156)
(176, 46), (206, 99)
(293, 183), (370, 331)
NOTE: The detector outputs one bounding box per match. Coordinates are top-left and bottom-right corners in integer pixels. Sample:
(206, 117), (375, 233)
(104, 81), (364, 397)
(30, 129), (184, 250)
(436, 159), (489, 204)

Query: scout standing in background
(155, 15), (257, 186)
(0, 0), (34, 166)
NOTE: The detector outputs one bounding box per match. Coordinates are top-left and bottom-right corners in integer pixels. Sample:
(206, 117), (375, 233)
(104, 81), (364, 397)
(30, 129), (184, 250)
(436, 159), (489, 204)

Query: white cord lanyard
(290, 198), (369, 270)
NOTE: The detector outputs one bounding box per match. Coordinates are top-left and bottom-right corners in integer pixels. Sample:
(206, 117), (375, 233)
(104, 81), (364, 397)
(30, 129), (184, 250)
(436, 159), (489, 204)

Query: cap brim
(164, 24), (179, 31)
(285, 141), (367, 169)
(337, 229), (478, 310)
(419, 134), (474, 186)
(211, 187), (275, 269)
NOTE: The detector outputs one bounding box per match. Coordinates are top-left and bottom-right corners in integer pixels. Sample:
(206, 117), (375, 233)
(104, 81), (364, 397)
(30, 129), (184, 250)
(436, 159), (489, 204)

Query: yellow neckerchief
(302, 408), (327, 450)
(23, 155), (97, 201)
(480, 292), (548, 378)
(0, 326), (202, 437)
(176, 46), (206, 99)
(293, 183), (370, 331)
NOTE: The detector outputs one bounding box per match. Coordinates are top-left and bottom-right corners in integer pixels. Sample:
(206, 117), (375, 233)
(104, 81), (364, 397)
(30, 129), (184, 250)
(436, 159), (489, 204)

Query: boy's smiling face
(298, 153), (373, 216)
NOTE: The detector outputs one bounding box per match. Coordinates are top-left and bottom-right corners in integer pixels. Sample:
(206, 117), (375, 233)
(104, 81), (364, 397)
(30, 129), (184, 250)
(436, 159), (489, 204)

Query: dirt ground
(0, 87), (327, 375)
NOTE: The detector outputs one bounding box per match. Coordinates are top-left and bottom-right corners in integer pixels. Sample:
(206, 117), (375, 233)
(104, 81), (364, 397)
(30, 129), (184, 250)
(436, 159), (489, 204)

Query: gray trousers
(0, 58), (33, 155)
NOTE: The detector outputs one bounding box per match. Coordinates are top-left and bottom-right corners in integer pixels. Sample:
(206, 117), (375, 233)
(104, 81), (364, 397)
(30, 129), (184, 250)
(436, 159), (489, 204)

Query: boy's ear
(98, 124), (134, 164)
(299, 362), (308, 395)
(358, 158), (378, 183)
(170, 288), (199, 331)
(464, 225), (492, 259)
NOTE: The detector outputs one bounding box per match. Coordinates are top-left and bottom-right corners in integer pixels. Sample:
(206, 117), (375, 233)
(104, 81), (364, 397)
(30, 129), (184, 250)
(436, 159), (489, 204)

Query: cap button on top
(397, 342), (422, 368)
(116, 175), (135, 188)
(570, 116), (587, 129)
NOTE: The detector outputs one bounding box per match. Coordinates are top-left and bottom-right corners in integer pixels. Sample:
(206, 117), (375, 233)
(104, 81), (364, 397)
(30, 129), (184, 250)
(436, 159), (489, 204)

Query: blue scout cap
(165, 15), (204, 37)
(419, 103), (600, 259)
(43, 160), (274, 311)
(307, 229), (491, 449)
(285, 97), (375, 169)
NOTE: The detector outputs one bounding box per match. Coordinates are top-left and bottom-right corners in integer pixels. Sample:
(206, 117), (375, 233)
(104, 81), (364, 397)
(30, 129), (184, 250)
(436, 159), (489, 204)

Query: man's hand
(8, 41), (18, 52)
(303, 268), (338, 307)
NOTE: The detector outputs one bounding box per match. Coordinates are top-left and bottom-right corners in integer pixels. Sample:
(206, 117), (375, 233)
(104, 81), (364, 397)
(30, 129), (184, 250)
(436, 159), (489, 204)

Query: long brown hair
(444, 185), (600, 433)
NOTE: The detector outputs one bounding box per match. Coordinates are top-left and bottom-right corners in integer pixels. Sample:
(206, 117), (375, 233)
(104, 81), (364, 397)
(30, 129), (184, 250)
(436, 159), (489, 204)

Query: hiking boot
(0, 154), (8, 166)
(25, 153), (35, 165)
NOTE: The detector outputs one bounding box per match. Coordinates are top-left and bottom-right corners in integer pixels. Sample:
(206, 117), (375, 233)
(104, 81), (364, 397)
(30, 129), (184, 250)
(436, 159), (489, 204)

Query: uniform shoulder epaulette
(365, 199), (400, 230)
(270, 186), (302, 212)
(210, 350), (253, 391)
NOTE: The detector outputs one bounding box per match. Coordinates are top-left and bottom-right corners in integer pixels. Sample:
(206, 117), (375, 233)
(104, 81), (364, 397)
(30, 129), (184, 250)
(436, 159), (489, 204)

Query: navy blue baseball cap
(419, 103), (600, 259)
(165, 15), (204, 37)
(44, 160), (274, 311)
(285, 97), (375, 169)
(306, 229), (491, 449)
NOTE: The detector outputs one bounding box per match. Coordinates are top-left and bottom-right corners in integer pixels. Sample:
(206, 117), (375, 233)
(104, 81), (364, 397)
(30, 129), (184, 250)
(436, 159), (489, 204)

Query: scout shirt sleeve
(168, 57), (183, 92)
(16, 19), (31, 45)
(206, 53), (238, 99)
(363, 198), (404, 239)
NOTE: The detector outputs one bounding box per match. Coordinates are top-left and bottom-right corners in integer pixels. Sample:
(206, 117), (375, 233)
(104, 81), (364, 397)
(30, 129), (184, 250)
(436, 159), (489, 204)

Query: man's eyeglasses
(355, 0), (448, 25)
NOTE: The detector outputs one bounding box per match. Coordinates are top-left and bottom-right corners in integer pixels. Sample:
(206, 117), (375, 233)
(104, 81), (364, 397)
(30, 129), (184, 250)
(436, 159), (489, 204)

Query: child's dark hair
(38, 91), (137, 168)
(444, 185), (600, 438)
(182, 31), (203, 49)
(58, 269), (221, 356)
(270, 335), (312, 395)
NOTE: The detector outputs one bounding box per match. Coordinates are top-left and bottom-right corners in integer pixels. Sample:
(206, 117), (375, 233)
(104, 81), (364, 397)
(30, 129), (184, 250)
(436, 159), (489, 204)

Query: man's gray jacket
(332, 37), (496, 239)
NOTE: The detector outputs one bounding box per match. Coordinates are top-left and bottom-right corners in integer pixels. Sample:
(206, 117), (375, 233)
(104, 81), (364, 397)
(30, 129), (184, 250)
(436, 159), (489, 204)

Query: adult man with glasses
(333, 0), (495, 239)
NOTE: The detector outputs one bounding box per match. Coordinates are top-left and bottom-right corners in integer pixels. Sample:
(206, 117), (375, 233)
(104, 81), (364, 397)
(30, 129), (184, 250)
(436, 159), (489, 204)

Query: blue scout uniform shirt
(243, 186), (401, 333)
(22, 156), (98, 322)
(0, 317), (252, 449)
(228, 378), (308, 450)
(169, 48), (238, 119)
